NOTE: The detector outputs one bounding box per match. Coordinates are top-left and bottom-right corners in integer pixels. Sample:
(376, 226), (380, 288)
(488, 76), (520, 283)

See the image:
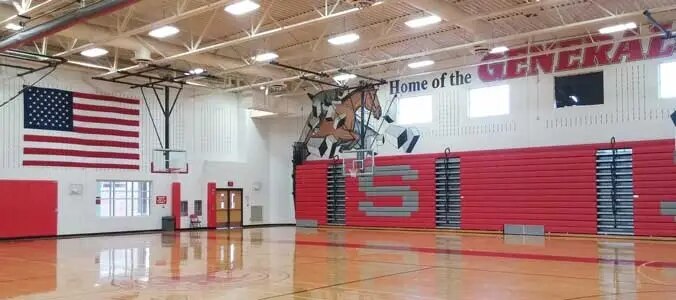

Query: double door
(215, 189), (243, 228)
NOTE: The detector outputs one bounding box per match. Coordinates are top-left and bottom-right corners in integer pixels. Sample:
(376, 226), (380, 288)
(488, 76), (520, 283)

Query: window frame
(396, 94), (434, 125)
(180, 201), (189, 217)
(659, 60), (676, 99)
(97, 180), (151, 217)
(194, 200), (203, 216)
(468, 84), (511, 118)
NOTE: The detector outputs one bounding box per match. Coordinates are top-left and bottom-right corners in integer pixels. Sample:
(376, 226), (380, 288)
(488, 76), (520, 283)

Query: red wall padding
(294, 139), (676, 237)
(631, 140), (676, 236)
(294, 161), (330, 225)
(0, 180), (57, 238)
(172, 182), (181, 229)
(458, 145), (598, 234)
(346, 155), (437, 228)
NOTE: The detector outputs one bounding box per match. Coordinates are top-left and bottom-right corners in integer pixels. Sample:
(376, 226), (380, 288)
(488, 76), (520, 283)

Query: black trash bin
(162, 216), (175, 231)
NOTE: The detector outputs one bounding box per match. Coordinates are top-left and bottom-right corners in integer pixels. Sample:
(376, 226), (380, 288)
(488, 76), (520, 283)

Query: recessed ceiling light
(489, 46), (509, 54)
(148, 25), (179, 38)
(328, 33), (360, 45)
(225, 0), (260, 16)
(408, 60), (435, 69)
(333, 73), (356, 82)
(405, 15), (442, 28)
(598, 22), (637, 34)
(252, 52), (278, 62)
(5, 23), (22, 31)
(188, 68), (205, 75)
(80, 48), (108, 57)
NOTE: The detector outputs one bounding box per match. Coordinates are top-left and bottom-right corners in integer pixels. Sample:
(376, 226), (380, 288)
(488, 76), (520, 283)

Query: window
(660, 61), (676, 98)
(98, 181), (151, 217)
(554, 72), (604, 108)
(397, 95), (433, 124)
(181, 201), (189, 217)
(194, 200), (203, 216)
(469, 85), (510, 118)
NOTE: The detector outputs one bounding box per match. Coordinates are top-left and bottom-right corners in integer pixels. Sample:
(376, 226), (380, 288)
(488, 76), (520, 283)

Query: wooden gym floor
(1, 227), (675, 299)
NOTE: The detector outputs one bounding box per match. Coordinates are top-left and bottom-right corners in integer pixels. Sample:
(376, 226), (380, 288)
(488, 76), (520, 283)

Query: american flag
(22, 87), (140, 170)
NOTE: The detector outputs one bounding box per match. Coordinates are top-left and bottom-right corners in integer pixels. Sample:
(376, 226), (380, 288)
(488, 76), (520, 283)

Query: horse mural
(300, 85), (420, 159)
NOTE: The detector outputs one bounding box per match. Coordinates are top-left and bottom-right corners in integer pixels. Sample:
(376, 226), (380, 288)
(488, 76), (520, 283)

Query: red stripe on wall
(24, 148), (139, 160)
(74, 126), (139, 137)
(207, 182), (216, 228)
(172, 183), (181, 230)
(73, 115), (139, 126)
(22, 160), (139, 170)
(73, 92), (140, 105)
(24, 135), (139, 149)
(73, 103), (139, 115)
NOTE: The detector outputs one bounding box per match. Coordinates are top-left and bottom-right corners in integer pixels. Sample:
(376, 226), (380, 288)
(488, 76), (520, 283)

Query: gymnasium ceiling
(1, 0), (676, 95)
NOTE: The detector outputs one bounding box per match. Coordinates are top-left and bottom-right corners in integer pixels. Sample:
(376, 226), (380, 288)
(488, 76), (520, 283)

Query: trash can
(162, 216), (175, 231)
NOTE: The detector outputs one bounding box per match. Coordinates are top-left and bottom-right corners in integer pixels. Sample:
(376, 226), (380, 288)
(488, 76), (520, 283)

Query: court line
(257, 266), (435, 300)
(282, 240), (676, 268)
(561, 290), (676, 300)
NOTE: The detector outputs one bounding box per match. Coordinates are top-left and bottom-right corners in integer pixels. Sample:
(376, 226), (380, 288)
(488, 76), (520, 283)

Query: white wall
(0, 66), (295, 234)
(371, 50), (676, 155)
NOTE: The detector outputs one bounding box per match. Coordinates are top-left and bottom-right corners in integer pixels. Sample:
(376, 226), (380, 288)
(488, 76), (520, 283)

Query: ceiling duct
(0, 0), (140, 52)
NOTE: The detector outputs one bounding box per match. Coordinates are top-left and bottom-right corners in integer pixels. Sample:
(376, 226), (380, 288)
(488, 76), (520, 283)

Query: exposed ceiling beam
(56, 0), (234, 57)
(96, 1), (395, 77)
(403, 0), (494, 40)
(223, 4), (676, 93)
(215, 0), (578, 77)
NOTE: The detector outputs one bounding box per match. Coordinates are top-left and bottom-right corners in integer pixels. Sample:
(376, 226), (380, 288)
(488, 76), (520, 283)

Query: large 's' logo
(357, 165), (419, 217)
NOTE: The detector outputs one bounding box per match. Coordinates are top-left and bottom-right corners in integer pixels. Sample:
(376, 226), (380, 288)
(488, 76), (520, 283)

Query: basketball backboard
(342, 149), (375, 178)
(151, 149), (188, 173)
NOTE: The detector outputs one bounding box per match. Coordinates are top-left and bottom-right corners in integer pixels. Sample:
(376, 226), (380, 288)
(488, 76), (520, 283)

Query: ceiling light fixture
(5, 23), (22, 31)
(328, 33), (360, 45)
(598, 22), (637, 34)
(489, 46), (509, 54)
(253, 52), (279, 62)
(225, 0), (260, 15)
(80, 48), (108, 58)
(408, 60), (435, 69)
(148, 25), (179, 38)
(333, 73), (356, 82)
(405, 15), (442, 28)
(188, 68), (205, 75)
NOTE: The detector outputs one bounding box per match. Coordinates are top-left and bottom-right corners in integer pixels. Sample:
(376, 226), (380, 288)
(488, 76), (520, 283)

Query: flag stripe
(73, 103), (139, 116)
(74, 109), (140, 121)
(24, 148), (140, 160)
(73, 121), (138, 132)
(24, 135), (139, 149)
(23, 160), (139, 170)
(73, 92), (140, 105)
(72, 115), (139, 126)
(24, 129), (138, 143)
(74, 126), (139, 137)
(23, 142), (139, 154)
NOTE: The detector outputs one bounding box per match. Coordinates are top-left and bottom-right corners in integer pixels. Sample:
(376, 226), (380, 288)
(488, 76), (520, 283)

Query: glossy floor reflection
(1, 227), (675, 299)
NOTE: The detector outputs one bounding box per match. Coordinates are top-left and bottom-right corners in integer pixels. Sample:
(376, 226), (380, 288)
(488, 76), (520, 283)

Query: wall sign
(478, 28), (675, 82)
(156, 196), (167, 205)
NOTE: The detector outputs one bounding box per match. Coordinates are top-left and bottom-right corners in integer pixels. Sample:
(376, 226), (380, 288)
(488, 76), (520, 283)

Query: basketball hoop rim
(150, 162), (189, 174)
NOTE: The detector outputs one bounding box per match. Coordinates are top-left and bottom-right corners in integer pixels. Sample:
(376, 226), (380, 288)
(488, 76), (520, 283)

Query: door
(227, 190), (243, 228)
(216, 190), (229, 228)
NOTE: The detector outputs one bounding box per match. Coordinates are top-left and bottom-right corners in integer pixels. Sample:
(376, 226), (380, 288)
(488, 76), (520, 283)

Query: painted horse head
(343, 86), (382, 119)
